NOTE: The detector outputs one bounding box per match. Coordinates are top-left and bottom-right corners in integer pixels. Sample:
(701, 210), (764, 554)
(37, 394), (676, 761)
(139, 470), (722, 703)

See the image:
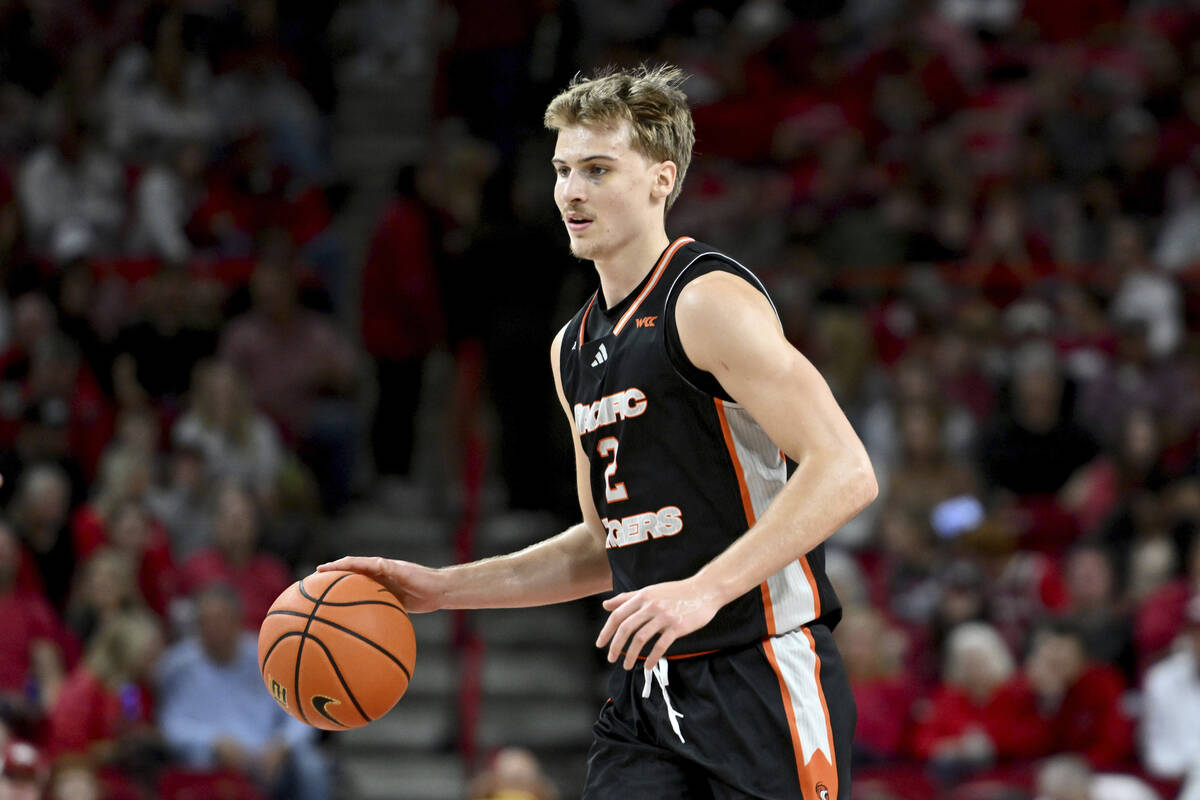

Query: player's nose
(560, 168), (588, 204)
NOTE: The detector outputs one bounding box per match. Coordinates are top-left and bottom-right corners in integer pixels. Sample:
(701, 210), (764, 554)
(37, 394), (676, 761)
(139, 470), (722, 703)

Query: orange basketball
(258, 570), (416, 730)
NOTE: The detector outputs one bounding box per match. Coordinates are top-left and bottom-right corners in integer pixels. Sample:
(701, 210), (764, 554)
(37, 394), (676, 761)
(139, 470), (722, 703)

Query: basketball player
(321, 65), (877, 799)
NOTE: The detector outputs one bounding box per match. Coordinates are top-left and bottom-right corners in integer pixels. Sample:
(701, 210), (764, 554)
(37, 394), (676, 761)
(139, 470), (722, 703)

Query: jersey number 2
(597, 437), (628, 503)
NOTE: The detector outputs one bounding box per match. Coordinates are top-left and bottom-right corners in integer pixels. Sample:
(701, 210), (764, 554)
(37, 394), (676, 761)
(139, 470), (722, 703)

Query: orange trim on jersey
(612, 236), (694, 335)
(760, 580), (779, 637)
(618, 647), (721, 661)
(802, 626), (839, 798)
(713, 399), (756, 525)
(715, 397), (779, 634)
(578, 293), (598, 347)
(799, 556), (823, 619)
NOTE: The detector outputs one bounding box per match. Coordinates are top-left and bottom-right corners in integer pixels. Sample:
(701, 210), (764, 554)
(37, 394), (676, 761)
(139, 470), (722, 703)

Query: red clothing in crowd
(359, 197), (445, 361)
(179, 549), (290, 630)
(910, 681), (1047, 763)
(853, 675), (920, 760)
(0, 589), (78, 694)
(71, 506), (179, 618)
(1003, 666), (1135, 769)
(1135, 580), (1191, 674)
(46, 667), (154, 756)
(1050, 665), (1134, 767)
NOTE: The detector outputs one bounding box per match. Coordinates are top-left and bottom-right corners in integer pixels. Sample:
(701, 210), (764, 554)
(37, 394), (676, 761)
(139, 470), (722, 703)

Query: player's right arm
(318, 326), (612, 611)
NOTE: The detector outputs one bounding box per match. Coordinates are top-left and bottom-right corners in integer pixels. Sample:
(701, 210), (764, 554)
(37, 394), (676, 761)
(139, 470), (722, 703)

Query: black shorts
(582, 623), (854, 800)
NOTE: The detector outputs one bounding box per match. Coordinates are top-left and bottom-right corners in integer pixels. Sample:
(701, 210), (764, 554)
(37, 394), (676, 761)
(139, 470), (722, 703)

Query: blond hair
(544, 64), (695, 210)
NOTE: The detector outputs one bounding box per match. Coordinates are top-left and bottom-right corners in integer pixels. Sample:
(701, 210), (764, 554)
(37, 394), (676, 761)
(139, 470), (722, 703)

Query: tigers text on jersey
(559, 237), (841, 656)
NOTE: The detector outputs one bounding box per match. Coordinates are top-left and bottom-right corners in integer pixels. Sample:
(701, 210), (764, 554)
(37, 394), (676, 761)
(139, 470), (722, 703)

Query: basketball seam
(293, 574), (352, 726)
(297, 582), (409, 616)
(261, 632), (368, 726)
(301, 632), (372, 724)
(266, 609), (413, 681)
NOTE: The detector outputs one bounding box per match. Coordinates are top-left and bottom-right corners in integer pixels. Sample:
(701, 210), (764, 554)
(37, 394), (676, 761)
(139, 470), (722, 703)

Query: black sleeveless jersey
(559, 237), (842, 656)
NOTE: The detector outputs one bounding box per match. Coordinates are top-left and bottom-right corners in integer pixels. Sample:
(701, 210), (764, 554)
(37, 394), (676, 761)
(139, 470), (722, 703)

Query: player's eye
(555, 166), (570, 177)
(589, 166), (608, 176)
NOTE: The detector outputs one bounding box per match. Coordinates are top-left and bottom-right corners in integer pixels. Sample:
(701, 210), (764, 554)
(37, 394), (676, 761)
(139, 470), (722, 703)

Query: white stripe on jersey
(767, 627), (835, 766)
(722, 403), (818, 632)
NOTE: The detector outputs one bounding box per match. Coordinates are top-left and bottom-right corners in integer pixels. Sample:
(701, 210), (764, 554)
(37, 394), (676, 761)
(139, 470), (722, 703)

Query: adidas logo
(591, 343), (608, 367)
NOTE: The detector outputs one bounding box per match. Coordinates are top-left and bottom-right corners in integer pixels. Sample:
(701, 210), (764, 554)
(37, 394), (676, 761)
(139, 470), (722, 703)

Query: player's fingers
(317, 556), (386, 576)
(595, 593), (638, 648)
(601, 592), (630, 611)
(622, 617), (668, 670)
(604, 603), (654, 661)
(643, 630), (679, 667)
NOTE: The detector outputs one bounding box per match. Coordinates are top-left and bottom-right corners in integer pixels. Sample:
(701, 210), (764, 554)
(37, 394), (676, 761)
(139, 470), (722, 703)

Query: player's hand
(316, 557), (446, 613)
(595, 578), (722, 670)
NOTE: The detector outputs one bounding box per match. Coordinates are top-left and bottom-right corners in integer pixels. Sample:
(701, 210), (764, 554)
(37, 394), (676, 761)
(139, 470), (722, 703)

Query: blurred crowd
(2, 0), (1200, 799)
(0, 0), (350, 798)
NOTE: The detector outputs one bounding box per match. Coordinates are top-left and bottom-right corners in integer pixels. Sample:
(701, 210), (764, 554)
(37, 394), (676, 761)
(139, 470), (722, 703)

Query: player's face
(553, 122), (670, 262)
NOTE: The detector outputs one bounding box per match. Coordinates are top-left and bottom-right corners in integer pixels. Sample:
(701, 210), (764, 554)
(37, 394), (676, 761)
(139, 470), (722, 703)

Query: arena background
(1, 0), (1199, 798)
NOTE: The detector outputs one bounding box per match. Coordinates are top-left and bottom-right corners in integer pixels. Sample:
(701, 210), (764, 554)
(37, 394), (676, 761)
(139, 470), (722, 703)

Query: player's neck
(593, 229), (671, 308)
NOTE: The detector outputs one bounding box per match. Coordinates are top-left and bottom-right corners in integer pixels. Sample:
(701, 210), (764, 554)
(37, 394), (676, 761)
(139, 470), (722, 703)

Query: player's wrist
(689, 566), (739, 611)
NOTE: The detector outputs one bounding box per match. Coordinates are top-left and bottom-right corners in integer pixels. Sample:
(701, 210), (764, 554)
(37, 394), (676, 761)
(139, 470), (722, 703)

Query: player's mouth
(565, 212), (593, 232)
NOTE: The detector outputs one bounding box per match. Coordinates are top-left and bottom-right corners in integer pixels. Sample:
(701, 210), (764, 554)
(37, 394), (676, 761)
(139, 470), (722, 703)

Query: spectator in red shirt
(911, 622), (1043, 779)
(70, 451), (177, 618)
(1019, 620), (1135, 769)
(179, 482), (290, 630)
(1135, 532), (1200, 673)
(46, 610), (162, 761)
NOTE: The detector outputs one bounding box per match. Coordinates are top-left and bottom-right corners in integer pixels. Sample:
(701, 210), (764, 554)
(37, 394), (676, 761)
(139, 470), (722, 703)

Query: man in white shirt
(1141, 595), (1200, 780)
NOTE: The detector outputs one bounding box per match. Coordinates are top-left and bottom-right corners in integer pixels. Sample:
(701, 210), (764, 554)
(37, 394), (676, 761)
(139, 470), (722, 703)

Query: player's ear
(651, 161), (676, 202)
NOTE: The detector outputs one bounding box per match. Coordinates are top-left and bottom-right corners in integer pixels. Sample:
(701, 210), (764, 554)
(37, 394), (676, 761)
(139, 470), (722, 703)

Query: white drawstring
(642, 658), (685, 743)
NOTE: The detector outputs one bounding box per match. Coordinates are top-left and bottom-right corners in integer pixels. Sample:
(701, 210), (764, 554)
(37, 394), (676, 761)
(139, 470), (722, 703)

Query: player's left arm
(596, 271), (878, 668)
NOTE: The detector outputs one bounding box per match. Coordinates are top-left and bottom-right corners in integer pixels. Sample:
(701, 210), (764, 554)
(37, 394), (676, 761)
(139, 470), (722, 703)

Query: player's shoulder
(673, 263), (768, 318)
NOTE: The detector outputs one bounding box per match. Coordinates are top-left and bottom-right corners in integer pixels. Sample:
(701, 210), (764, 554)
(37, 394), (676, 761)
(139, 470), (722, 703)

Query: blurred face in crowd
(1065, 547), (1116, 612)
(1013, 364), (1062, 433)
(553, 121), (675, 265)
(80, 551), (135, 617)
(898, 403), (941, 464)
(47, 764), (100, 800)
(214, 485), (258, 560)
(202, 362), (244, 428)
(108, 505), (150, 556)
(250, 263), (298, 322)
(169, 448), (207, 494)
(21, 471), (69, 533)
(12, 294), (55, 350)
(1028, 631), (1086, 687)
(197, 591), (242, 664)
(1035, 757), (1090, 800)
(835, 609), (893, 680)
(1120, 407), (1159, 471)
(955, 645), (1006, 700)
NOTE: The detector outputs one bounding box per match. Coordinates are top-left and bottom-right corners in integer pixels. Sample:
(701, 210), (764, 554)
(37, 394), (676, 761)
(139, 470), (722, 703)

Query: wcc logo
(815, 783), (830, 800)
(269, 677), (288, 708)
